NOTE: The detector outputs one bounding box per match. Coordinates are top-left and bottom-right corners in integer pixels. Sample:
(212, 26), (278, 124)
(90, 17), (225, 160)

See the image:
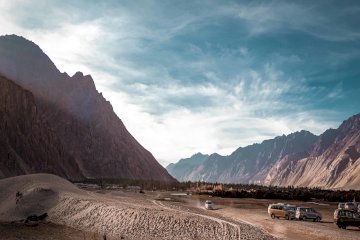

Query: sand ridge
(0, 174), (276, 239)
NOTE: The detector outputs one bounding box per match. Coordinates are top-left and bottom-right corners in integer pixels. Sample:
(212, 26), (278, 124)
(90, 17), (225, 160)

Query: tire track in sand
(152, 200), (240, 240)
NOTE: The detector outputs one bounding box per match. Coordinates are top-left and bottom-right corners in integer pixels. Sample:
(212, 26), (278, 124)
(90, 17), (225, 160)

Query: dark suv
(334, 209), (360, 229)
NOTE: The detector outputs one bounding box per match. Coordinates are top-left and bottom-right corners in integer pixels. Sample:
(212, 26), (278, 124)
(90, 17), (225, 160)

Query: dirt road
(152, 199), (241, 240)
(169, 195), (360, 240)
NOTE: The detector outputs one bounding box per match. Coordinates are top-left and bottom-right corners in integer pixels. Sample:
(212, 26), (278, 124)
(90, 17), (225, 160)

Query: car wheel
(285, 215), (289, 220)
(337, 224), (342, 229)
(316, 217), (321, 222)
(342, 225), (346, 229)
(302, 216), (306, 221)
(271, 214), (275, 219)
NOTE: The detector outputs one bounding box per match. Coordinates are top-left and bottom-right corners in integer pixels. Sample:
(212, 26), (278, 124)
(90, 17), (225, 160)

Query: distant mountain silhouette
(168, 131), (317, 183)
(265, 113), (360, 189)
(0, 34), (175, 182)
(169, 114), (360, 189)
(166, 153), (209, 181)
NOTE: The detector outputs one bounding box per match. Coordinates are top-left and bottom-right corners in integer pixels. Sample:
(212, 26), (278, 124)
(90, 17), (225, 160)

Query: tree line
(73, 178), (360, 202)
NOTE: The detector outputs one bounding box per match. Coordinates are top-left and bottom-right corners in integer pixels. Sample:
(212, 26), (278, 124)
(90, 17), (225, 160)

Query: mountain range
(0, 34), (175, 182)
(167, 114), (360, 189)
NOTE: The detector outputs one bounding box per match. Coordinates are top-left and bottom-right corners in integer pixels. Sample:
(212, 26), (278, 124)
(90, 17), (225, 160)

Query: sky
(1, 0), (360, 166)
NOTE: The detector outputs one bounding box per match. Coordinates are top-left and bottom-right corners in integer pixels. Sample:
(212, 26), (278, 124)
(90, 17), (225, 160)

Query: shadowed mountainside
(0, 34), (175, 182)
(0, 76), (82, 180)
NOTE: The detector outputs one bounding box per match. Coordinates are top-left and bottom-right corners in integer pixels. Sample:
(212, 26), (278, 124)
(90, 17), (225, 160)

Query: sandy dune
(0, 174), (275, 239)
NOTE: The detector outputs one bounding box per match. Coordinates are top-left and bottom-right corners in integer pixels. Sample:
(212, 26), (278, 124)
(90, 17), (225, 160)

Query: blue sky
(1, 0), (359, 165)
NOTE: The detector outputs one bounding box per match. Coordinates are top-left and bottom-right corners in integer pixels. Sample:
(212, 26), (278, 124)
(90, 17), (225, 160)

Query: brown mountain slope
(168, 131), (318, 184)
(0, 34), (175, 182)
(0, 75), (82, 180)
(265, 114), (360, 189)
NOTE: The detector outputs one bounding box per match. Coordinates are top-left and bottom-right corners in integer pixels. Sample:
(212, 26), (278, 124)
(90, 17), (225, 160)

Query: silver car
(296, 207), (321, 222)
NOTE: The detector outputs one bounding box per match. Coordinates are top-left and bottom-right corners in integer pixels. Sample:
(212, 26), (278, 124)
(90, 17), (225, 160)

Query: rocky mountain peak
(169, 129), (318, 183)
(265, 113), (360, 189)
(71, 71), (96, 90)
(338, 113), (360, 133)
(0, 34), (175, 182)
(0, 34), (60, 82)
(309, 128), (339, 157)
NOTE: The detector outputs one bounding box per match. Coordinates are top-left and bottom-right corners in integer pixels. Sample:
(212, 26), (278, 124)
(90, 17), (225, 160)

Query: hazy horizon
(1, 0), (359, 166)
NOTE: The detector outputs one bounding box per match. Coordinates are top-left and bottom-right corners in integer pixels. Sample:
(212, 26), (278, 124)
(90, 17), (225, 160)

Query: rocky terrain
(0, 76), (82, 180)
(167, 130), (318, 184)
(166, 153), (209, 181)
(0, 34), (174, 182)
(168, 114), (360, 189)
(265, 113), (360, 189)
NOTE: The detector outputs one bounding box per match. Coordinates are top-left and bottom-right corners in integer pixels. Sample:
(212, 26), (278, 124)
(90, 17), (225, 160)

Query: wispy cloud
(0, 0), (359, 165)
(229, 1), (360, 42)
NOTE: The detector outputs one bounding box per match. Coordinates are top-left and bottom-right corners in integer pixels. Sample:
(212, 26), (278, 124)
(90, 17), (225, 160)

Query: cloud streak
(0, 0), (359, 165)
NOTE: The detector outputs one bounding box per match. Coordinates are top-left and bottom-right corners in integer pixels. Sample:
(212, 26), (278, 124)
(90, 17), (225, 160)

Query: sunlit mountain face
(167, 113), (360, 190)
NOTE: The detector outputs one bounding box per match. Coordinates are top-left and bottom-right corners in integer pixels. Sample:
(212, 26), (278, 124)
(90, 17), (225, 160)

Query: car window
(340, 211), (347, 217)
(346, 212), (353, 217)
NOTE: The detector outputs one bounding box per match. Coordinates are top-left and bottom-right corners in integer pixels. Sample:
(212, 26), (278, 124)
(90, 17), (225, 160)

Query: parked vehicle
(345, 202), (358, 212)
(334, 209), (360, 229)
(284, 205), (297, 220)
(205, 200), (214, 210)
(268, 203), (295, 220)
(338, 202), (345, 210)
(295, 207), (321, 222)
(338, 202), (358, 212)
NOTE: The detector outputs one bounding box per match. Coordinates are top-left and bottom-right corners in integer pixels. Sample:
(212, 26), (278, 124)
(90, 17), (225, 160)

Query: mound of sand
(0, 174), (275, 240)
(0, 174), (82, 221)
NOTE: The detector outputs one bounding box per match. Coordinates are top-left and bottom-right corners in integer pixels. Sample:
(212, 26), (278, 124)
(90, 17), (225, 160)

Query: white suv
(205, 200), (214, 210)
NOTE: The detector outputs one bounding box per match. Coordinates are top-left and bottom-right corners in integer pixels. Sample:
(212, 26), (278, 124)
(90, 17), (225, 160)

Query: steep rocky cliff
(0, 34), (175, 182)
(265, 114), (360, 189)
(0, 75), (82, 180)
(169, 131), (317, 183)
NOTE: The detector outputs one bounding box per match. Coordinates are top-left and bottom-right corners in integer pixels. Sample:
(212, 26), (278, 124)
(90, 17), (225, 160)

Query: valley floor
(174, 195), (360, 240)
(1, 174), (359, 239)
